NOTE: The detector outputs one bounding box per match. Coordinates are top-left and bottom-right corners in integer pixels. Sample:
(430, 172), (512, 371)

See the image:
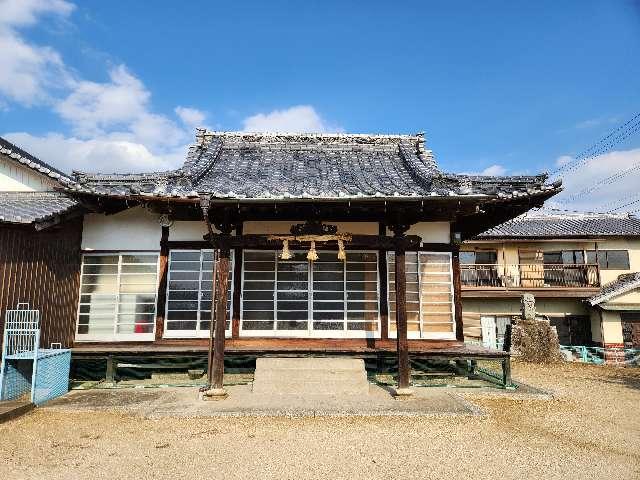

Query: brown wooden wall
(0, 219), (82, 349)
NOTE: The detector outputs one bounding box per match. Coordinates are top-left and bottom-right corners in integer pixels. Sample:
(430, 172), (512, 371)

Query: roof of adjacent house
(589, 272), (640, 305)
(69, 130), (561, 201)
(475, 209), (640, 239)
(0, 192), (80, 225)
(0, 136), (74, 185)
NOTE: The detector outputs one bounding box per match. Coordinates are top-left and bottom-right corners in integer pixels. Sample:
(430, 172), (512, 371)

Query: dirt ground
(1, 362), (639, 480)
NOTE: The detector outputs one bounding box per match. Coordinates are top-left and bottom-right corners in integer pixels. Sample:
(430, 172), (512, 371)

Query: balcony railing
(461, 264), (600, 288)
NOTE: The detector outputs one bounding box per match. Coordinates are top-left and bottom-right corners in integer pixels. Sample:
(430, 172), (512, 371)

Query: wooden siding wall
(462, 312), (482, 342)
(0, 219), (82, 349)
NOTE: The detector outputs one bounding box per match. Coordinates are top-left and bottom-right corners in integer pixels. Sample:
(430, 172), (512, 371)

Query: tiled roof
(0, 137), (74, 185)
(476, 209), (640, 239)
(589, 273), (640, 305)
(0, 192), (80, 225)
(69, 130), (561, 201)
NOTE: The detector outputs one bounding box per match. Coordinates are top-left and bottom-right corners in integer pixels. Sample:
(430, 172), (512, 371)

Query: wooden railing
(461, 263), (600, 288)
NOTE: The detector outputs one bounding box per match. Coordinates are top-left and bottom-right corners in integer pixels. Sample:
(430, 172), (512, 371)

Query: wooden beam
(154, 226), (170, 341)
(204, 233), (423, 250)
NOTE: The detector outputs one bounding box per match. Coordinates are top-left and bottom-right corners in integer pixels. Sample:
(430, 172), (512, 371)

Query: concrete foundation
(252, 357), (370, 396)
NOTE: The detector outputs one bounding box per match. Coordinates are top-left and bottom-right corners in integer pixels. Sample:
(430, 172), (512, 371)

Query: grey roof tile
(589, 272), (640, 305)
(69, 131), (560, 201)
(0, 192), (80, 224)
(476, 209), (640, 239)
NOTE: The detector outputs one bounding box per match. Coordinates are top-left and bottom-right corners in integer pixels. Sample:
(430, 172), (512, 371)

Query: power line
(558, 158), (640, 203)
(608, 196), (640, 213)
(550, 112), (640, 178)
(599, 191), (640, 212)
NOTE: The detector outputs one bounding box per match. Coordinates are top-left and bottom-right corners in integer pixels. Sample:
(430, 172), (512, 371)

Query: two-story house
(461, 209), (640, 350)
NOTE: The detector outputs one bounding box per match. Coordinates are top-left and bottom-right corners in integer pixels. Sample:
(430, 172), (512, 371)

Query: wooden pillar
(451, 247), (465, 342)
(155, 225), (170, 341)
(378, 222), (389, 340)
(394, 246), (411, 391)
(199, 196), (231, 398)
(209, 245), (230, 391)
(390, 223), (412, 395)
(231, 222), (243, 338)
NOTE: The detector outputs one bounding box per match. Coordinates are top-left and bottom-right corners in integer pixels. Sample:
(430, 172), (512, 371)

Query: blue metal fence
(1, 304), (71, 405)
(560, 345), (640, 366)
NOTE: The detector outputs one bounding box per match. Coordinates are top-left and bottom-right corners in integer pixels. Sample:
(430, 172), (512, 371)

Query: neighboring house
(460, 209), (640, 349)
(0, 137), (84, 349)
(0, 131), (560, 387)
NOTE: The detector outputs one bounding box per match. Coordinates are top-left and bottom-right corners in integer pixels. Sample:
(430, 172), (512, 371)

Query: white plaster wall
(169, 221), (212, 241)
(0, 156), (57, 191)
(387, 222), (450, 244)
(82, 207), (162, 250)
(462, 297), (590, 317)
(243, 221), (378, 235)
(600, 310), (624, 345)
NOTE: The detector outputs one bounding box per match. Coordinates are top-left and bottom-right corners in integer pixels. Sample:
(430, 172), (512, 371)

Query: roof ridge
(195, 129), (425, 144)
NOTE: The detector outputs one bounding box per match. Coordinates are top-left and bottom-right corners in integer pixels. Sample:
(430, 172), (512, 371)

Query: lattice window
(76, 253), (159, 341)
(165, 249), (233, 338)
(387, 251), (455, 339)
(241, 250), (380, 338)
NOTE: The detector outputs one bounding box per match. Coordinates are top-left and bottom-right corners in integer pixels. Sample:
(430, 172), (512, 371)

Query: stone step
(252, 357), (369, 395)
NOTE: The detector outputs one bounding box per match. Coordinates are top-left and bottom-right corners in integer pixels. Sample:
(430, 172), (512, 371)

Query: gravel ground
(1, 361), (639, 480)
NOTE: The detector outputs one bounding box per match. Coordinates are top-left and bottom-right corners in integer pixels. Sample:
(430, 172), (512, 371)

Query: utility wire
(599, 191), (640, 212)
(558, 159), (640, 203)
(550, 112), (640, 178)
(607, 197), (640, 213)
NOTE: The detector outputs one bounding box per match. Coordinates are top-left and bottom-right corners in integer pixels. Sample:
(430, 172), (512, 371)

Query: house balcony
(461, 263), (601, 298)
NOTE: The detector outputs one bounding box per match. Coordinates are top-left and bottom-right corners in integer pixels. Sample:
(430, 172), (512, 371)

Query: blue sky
(1, 0), (639, 211)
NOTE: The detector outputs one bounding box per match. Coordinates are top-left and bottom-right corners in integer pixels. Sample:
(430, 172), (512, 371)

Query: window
(241, 250), (380, 337)
(460, 250), (499, 287)
(387, 252), (455, 339)
(165, 250), (233, 338)
(460, 250), (497, 264)
(77, 253), (159, 341)
(586, 250), (630, 270)
(543, 250), (585, 265)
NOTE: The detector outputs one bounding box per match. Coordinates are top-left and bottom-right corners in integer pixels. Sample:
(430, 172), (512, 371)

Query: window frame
(75, 251), (160, 342)
(239, 249), (381, 339)
(586, 249), (630, 270)
(387, 251), (456, 340)
(163, 249), (234, 339)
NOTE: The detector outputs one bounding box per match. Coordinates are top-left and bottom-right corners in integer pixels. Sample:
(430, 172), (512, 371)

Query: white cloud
(3, 132), (185, 173)
(175, 106), (206, 129)
(242, 105), (340, 133)
(0, 0), (75, 105)
(0, 0), (75, 28)
(548, 148), (640, 212)
(0, 2), (200, 173)
(480, 164), (507, 176)
(55, 65), (149, 135)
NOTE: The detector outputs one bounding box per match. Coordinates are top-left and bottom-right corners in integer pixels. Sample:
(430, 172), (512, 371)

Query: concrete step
(252, 357), (369, 395)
